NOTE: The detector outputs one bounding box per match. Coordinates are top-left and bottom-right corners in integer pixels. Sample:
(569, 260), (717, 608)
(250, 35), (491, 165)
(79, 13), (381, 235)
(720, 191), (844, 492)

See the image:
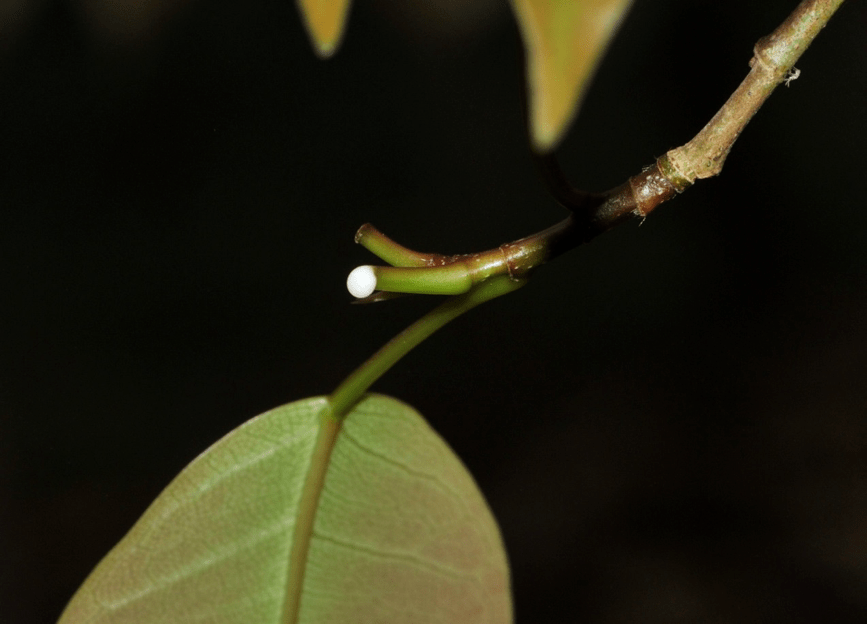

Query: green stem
(373, 264), (474, 295)
(355, 223), (444, 268)
(328, 275), (527, 420)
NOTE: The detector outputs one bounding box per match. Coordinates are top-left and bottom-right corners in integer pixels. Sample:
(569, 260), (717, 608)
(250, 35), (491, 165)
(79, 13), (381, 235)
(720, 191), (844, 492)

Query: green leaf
(59, 394), (511, 623)
(510, 0), (633, 152)
(297, 0), (353, 59)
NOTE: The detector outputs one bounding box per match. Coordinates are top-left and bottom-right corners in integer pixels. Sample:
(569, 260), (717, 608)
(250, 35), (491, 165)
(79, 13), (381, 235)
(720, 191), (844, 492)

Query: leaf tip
(297, 0), (352, 59)
(347, 265), (377, 299)
(529, 101), (563, 153)
(312, 40), (339, 60)
(512, 0), (635, 152)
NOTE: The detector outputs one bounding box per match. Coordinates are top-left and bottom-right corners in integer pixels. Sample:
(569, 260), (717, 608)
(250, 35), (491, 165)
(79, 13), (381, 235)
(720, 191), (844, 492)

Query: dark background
(2, 0), (866, 622)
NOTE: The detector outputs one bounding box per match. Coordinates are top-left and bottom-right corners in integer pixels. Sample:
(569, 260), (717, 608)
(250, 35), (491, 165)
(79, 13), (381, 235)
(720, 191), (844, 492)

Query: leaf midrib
(280, 406), (342, 624)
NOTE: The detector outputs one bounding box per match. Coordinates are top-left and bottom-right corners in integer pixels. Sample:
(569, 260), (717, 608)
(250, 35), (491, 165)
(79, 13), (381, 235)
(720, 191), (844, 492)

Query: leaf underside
(510, 0), (634, 151)
(59, 394), (511, 624)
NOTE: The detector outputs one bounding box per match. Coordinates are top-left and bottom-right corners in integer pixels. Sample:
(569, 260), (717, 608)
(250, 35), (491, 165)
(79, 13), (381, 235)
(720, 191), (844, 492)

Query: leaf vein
(311, 530), (475, 581)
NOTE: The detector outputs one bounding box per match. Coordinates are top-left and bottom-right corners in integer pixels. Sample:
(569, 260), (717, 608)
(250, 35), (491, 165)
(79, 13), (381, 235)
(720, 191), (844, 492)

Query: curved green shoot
(354, 224), (443, 268)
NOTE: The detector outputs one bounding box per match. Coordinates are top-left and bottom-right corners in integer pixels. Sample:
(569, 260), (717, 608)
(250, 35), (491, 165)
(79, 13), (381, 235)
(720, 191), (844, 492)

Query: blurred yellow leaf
(297, 0), (353, 58)
(511, 0), (633, 151)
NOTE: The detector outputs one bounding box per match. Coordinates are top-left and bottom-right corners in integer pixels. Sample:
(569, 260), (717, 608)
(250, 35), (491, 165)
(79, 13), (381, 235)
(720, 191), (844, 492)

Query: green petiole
(328, 274), (527, 420)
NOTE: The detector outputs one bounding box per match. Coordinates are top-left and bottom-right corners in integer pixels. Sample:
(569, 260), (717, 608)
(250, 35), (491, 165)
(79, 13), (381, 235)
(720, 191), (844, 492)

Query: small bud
(347, 266), (377, 299)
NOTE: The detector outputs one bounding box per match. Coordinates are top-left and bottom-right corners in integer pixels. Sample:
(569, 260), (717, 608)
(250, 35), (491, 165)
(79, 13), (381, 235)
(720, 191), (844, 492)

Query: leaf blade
(59, 394), (511, 623)
(301, 396), (511, 623)
(511, 0), (633, 151)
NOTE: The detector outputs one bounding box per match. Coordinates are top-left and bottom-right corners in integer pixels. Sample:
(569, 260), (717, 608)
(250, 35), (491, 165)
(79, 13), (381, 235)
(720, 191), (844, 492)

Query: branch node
(657, 153), (695, 192)
(751, 37), (776, 73)
(628, 161), (681, 218)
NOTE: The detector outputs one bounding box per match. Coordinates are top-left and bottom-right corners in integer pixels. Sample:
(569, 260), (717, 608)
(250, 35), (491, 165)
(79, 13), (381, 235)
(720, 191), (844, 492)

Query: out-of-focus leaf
(510, 0), (633, 151)
(297, 0), (353, 58)
(58, 394), (511, 623)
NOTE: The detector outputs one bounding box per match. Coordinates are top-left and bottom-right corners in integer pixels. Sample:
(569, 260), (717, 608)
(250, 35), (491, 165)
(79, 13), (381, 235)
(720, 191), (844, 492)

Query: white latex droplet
(347, 266), (377, 299)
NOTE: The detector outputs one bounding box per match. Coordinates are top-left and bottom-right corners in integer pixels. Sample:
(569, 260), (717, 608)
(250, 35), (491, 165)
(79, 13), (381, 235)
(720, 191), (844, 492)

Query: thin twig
(349, 0), (846, 299)
(664, 0), (846, 183)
